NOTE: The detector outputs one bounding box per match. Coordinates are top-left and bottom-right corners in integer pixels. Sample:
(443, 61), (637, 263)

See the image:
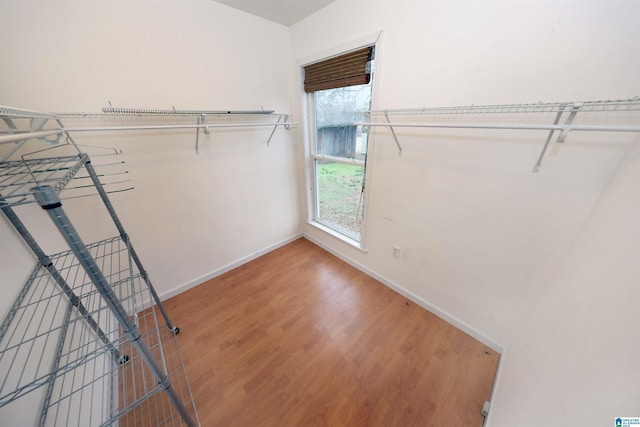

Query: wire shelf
(0, 155), (87, 207)
(0, 106), (56, 120)
(364, 97), (640, 116)
(0, 105), (275, 120)
(101, 107), (274, 116)
(52, 107), (278, 121)
(0, 154), (131, 208)
(0, 236), (197, 426)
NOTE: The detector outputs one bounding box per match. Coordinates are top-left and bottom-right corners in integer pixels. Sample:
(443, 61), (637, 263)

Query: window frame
(302, 36), (381, 250)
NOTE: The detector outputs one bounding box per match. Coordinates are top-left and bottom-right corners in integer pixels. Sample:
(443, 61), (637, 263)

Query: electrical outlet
(392, 246), (400, 258)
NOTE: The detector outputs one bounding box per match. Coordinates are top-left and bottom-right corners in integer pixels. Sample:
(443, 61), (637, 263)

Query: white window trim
(300, 31), (383, 251)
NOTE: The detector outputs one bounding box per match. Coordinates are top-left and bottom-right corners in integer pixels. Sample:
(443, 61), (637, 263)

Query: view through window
(313, 81), (373, 240)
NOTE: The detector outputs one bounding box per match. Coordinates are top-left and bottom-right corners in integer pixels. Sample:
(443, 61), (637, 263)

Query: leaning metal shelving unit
(0, 107), (200, 426)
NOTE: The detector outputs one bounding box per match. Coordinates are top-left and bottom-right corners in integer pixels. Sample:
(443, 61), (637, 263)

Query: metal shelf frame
(0, 150), (199, 425)
(358, 97), (640, 171)
(1, 105), (295, 157)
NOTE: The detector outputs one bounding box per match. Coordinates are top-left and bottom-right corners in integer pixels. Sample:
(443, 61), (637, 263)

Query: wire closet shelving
(0, 105), (231, 426)
(357, 97), (640, 171)
(0, 105), (295, 160)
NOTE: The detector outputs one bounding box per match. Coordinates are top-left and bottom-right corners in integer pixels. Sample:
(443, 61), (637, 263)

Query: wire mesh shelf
(1, 104), (294, 154)
(100, 107), (274, 116)
(364, 97), (640, 116)
(1, 149), (198, 425)
(0, 154), (131, 208)
(0, 106), (56, 120)
(0, 235), (198, 426)
(0, 155), (88, 207)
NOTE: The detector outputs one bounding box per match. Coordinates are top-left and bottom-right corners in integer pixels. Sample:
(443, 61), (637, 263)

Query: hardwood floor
(162, 238), (499, 427)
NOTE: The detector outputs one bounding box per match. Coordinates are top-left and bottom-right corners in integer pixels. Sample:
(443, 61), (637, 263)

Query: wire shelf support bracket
(1, 104), (296, 155)
(357, 97), (640, 172)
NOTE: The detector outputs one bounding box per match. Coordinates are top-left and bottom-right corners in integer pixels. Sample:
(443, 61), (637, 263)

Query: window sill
(306, 220), (368, 253)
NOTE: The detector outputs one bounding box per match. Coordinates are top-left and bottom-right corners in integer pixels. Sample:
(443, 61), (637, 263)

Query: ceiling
(214, 0), (336, 26)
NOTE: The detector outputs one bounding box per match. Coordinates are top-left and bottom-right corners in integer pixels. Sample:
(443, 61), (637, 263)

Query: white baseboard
(158, 230), (503, 353)
(158, 233), (304, 301)
(483, 349), (506, 427)
(302, 233), (504, 354)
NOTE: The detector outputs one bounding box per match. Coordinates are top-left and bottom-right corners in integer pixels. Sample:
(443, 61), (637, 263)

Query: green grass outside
(316, 161), (365, 238)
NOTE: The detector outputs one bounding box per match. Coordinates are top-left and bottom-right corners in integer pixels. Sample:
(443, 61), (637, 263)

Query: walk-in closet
(2, 1), (639, 426)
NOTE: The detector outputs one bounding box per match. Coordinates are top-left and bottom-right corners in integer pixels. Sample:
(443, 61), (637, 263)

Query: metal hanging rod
(100, 106), (275, 115)
(0, 104), (295, 153)
(1, 106), (279, 120)
(0, 121), (294, 144)
(358, 122), (640, 132)
(0, 129), (62, 145)
(358, 97), (640, 172)
(364, 97), (640, 116)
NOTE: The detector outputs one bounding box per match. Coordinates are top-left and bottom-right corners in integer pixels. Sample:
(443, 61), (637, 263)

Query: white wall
(490, 139), (640, 426)
(0, 0), (300, 295)
(290, 1), (640, 425)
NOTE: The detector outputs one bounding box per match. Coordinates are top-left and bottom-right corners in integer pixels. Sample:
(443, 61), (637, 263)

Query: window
(305, 47), (374, 242)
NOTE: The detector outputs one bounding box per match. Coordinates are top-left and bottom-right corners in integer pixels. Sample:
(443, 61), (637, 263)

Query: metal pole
(0, 129), (62, 144)
(1, 122), (297, 144)
(266, 115), (283, 146)
(0, 193), (125, 363)
(82, 158), (180, 334)
(356, 122), (640, 132)
(384, 112), (402, 154)
(37, 303), (73, 427)
(532, 106), (566, 173)
(32, 186), (196, 427)
(194, 116), (201, 155)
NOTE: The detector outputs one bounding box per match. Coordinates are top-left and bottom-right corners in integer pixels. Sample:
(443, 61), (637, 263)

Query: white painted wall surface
(0, 0), (299, 293)
(489, 139), (640, 425)
(290, 1), (640, 425)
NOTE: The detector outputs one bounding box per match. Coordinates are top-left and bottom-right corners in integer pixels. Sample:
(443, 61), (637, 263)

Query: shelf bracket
(201, 114), (209, 135)
(266, 115), (284, 146)
(0, 117), (54, 161)
(0, 118), (27, 162)
(194, 115), (209, 154)
(194, 115), (201, 154)
(384, 112), (403, 155)
(556, 102), (583, 143)
(532, 104), (567, 173)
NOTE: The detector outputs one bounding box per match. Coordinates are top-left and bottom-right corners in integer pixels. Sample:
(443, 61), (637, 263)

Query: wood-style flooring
(162, 238), (499, 426)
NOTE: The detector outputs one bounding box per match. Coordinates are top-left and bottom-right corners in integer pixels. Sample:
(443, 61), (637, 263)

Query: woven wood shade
(304, 47), (373, 93)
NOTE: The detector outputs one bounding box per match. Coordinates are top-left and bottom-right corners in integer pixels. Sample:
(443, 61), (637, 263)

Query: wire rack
(0, 106), (56, 120)
(1, 150), (199, 426)
(0, 155), (87, 207)
(0, 236), (198, 425)
(0, 154), (132, 208)
(1, 104), (294, 155)
(52, 109), (283, 125)
(358, 97), (640, 171)
(364, 97), (640, 116)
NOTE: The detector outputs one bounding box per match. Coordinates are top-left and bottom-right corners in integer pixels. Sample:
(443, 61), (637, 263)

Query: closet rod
(365, 97), (640, 116)
(0, 129), (61, 144)
(0, 121), (296, 145)
(357, 123), (640, 132)
(100, 107), (274, 115)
